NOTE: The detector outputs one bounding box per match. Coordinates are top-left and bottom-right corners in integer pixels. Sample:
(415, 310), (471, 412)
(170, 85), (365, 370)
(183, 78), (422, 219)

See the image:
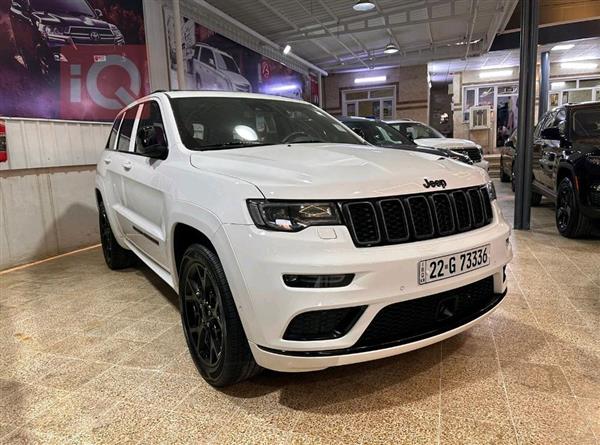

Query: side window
(116, 106), (139, 152)
(135, 101), (168, 155)
(106, 113), (123, 150)
(200, 48), (215, 66)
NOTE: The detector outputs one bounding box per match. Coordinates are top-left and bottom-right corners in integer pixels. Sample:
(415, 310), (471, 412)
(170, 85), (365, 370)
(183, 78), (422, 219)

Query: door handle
(122, 161), (133, 171)
(103, 158), (112, 165)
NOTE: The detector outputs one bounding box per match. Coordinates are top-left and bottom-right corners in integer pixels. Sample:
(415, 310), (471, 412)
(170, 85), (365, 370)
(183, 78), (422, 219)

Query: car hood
(189, 143), (487, 200)
(415, 138), (478, 149)
(33, 12), (111, 29)
(223, 71), (251, 86)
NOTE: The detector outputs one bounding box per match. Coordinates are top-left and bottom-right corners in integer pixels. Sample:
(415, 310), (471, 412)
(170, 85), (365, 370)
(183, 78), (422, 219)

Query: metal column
(539, 51), (550, 120)
(514, 0), (539, 230)
(172, 0), (186, 89)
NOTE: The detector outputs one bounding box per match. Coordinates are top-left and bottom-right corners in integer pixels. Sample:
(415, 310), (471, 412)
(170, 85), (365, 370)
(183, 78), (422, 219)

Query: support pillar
(514, 0), (539, 230)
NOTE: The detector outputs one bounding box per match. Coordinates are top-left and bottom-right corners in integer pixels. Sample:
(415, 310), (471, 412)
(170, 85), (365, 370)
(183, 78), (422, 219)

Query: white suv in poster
(190, 43), (252, 92)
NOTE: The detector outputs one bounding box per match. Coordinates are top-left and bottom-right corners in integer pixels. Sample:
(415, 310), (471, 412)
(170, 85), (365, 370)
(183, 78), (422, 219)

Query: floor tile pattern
(1, 181), (598, 444)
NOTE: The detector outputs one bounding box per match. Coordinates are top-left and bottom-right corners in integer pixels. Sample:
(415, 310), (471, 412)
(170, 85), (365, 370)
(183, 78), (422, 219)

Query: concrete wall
(323, 65), (429, 122)
(0, 119), (109, 270)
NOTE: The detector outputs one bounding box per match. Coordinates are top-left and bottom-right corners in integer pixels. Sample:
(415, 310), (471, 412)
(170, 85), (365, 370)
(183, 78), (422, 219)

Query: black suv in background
(529, 102), (600, 237)
(9, 0), (124, 76)
(338, 117), (473, 165)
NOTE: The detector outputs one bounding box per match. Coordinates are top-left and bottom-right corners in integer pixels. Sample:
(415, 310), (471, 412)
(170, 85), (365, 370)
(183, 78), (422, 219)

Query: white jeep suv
(96, 91), (512, 386)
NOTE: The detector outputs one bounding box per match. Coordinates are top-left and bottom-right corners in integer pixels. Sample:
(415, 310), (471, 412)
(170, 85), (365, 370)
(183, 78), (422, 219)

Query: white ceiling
(203, 0), (519, 72)
(429, 37), (600, 83)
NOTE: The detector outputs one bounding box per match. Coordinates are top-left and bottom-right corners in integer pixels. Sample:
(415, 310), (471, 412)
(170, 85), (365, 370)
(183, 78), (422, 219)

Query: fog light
(283, 274), (354, 288)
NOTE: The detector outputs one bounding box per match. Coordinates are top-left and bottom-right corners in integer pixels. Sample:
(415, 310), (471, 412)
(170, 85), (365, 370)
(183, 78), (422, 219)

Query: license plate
(418, 244), (490, 285)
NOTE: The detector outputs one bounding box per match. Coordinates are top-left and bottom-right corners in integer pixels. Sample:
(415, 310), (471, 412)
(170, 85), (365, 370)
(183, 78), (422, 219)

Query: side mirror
(541, 127), (561, 141)
(137, 125), (168, 159)
(94, 8), (103, 18)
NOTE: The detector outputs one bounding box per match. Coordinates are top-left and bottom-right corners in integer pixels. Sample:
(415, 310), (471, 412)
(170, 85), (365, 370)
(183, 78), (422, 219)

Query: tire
(500, 159), (511, 183)
(98, 200), (135, 270)
(179, 244), (260, 386)
(531, 191), (543, 206)
(555, 177), (594, 238)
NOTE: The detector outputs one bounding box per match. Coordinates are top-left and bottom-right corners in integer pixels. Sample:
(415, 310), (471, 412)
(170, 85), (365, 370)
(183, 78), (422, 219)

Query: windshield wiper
(198, 142), (275, 151)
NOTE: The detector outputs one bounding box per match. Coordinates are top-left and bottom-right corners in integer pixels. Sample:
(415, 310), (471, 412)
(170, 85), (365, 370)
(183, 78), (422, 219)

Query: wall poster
(0, 0), (150, 121)
(163, 8), (316, 103)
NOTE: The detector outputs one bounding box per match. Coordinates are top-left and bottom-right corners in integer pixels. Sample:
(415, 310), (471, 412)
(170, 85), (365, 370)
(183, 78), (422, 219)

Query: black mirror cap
(541, 127), (562, 141)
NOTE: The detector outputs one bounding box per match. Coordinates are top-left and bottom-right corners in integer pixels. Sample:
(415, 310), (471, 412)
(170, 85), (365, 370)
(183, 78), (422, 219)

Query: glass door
(343, 87), (396, 120)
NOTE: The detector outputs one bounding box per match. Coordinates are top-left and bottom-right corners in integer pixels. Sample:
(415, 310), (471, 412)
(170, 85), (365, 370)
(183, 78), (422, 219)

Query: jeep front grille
(454, 147), (482, 163)
(342, 186), (493, 247)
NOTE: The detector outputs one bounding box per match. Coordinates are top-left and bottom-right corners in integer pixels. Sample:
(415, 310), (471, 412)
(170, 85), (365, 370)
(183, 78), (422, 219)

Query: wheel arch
(172, 223), (217, 277)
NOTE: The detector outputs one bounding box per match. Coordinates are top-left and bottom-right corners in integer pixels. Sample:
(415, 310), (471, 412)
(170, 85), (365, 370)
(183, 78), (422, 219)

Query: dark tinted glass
(392, 122), (442, 139)
(135, 102), (167, 154)
(170, 97), (364, 150)
(116, 106), (138, 152)
(572, 108), (600, 140)
(106, 114), (122, 150)
(344, 121), (412, 146)
(200, 48), (214, 65)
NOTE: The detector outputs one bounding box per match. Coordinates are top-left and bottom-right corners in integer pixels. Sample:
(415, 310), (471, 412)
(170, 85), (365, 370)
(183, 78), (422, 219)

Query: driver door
(120, 100), (171, 268)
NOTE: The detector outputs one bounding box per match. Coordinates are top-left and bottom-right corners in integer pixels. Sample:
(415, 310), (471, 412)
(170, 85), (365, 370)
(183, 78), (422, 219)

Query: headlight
(476, 144), (484, 155)
(40, 25), (67, 38)
(247, 200), (341, 232)
(485, 181), (497, 201)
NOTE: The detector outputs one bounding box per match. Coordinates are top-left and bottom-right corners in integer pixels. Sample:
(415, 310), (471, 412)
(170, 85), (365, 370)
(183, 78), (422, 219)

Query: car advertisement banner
(163, 8), (311, 102)
(0, 0), (149, 121)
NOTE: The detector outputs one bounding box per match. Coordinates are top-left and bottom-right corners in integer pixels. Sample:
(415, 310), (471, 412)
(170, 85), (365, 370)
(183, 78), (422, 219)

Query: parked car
(191, 43), (252, 92)
(528, 101), (600, 237)
(387, 119), (489, 171)
(500, 130), (517, 188)
(96, 91), (512, 386)
(9, 0), (124, 76)
(339, 116), (473, 165)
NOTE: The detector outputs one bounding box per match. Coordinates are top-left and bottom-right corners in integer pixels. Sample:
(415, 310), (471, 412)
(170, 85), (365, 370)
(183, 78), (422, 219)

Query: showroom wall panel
(0, 166), (99, 269)
(0, 120), (109, 269)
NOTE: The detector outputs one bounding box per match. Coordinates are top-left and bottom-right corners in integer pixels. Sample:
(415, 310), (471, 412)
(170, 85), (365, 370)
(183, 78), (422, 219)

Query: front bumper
(222, 202), (511, 372)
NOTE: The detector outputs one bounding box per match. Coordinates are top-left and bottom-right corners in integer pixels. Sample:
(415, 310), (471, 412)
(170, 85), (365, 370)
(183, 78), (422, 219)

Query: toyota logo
(90, 31), (100, 41)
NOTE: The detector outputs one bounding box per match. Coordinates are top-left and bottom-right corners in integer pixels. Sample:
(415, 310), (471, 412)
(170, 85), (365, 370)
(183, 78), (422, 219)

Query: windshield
(170, 97), (365, 150)
(220, 55), (240, 74)
(572, 108), (600, 141)
(31, 0), (94, 16)
(391, 122), (444, 140)
(343, 120), (412, 146)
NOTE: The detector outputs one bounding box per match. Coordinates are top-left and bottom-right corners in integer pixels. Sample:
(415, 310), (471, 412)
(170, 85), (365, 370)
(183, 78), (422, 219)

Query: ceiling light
(283, 44), (291, 55)
(479, 69), (513, 79)
(355, 75), (386, 84)
(383, 43), (399, 54)
(561, 61), (598, 70)
(353, 0), (376, 12)
(551, 44), (574, 51)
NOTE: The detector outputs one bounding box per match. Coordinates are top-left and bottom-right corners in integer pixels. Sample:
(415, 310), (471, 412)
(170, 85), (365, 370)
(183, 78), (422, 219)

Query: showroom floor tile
(0, 181), (599, 444)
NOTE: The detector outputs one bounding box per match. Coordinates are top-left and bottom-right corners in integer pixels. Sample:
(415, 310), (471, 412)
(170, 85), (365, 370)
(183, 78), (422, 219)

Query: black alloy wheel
(179, 244), (260, 386)
(182, 262), (225, 369)
(556, 181), (573, 233)
(555, 177), (594, 238)
(98, 199), (135, 269)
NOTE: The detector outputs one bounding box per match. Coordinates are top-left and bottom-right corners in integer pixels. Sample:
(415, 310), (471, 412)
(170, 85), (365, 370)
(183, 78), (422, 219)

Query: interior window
(116, 106), (138, 152)
(106, 113), (123, 150)
(135, 102), (168, 154)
